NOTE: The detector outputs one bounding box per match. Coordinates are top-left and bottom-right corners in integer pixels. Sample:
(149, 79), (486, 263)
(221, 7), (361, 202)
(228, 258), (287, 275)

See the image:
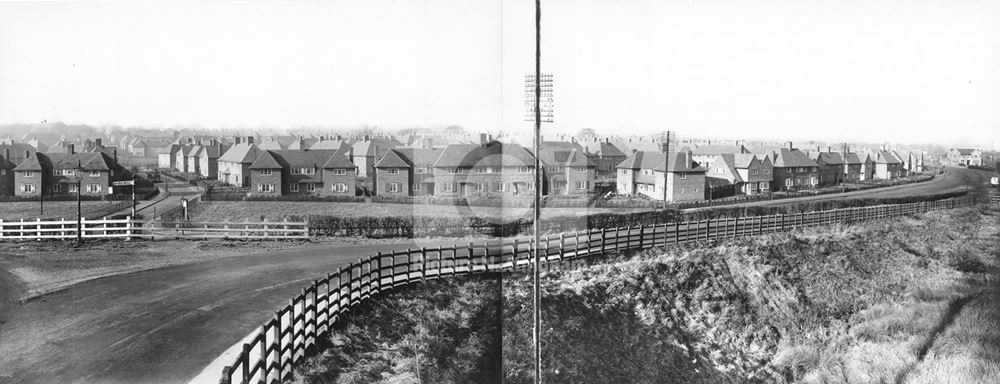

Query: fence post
(126, 216), (133, 241)
(420, 247), (427, 279)
(36, 218), (41, 240)
(219, 366), (231, 384)
(0, 219), (4, 240)
(600, 228), (607, 255)
(512, 238), (519, 270)
(375, 253), (382, 293)
(468, 242), (474, 272)
(241, 344), (250, 383)
(559, 233), (566, 261)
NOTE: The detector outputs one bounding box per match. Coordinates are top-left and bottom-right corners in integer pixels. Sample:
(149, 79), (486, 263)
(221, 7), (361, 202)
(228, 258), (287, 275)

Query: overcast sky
(1, 0), (997, 146)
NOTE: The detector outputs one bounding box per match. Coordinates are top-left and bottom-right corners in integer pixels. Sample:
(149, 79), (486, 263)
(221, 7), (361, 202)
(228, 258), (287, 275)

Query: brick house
(373, 148), (443, 196)
(248, 149), (356, 196)
(811, 149), (845, 186)
(157, 144), (180, 169)
(432, 140), (537, 198)
(0, 149), (15, 196)
(705, 153), (773, 195)
(948, 148), (981, 167)
(12, 147), (128, 197)
(537, 147), (597, 195)
(194, 141), (231, 180)
(870, 149), (904, 180)
(582, 138), (626, 181)
(893, 150), (924, 175)
(351, 136), (398, 178)
(217, 137), (260, 187)
(842, 152), (873, 182)
(616, 150), (708, 202)
(764, 147), (819, 191)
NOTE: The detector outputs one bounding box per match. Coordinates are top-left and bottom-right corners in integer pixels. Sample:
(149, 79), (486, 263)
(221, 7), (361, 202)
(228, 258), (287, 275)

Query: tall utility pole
(661, 131), (672, 209)
(532, 0), (543, 383)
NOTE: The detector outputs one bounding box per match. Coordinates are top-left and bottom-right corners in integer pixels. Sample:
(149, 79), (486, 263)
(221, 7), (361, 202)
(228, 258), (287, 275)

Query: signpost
(113, 178), (137, 217)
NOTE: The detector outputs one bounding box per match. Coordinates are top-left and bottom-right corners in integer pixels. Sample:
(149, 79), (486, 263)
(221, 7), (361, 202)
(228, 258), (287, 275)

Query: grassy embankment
(292, 204), (1000, 384)
(0, 200), (130, 220)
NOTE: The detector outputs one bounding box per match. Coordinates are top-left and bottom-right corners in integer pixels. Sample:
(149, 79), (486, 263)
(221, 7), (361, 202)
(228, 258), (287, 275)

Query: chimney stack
(788, 141), (793, 150)
(113, 149), (118, 163)
(247, 136), (254, 145)
(68, 144), (75, 154)
(96, 138), (102, 148)
(348, 146), (354, 162)
(480, 133), (488, 145)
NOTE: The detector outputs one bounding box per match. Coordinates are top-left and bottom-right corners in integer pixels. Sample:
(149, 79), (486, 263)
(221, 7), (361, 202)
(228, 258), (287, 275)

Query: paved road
(0, 239), (459, 384)
(0, 166), (992, 384)
(109, 178), (202, 219)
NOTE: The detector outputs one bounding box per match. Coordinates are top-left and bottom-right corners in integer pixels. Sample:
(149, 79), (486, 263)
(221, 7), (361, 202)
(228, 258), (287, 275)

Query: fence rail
(0, 217), (308, 241)
(218, 193), (987, 384)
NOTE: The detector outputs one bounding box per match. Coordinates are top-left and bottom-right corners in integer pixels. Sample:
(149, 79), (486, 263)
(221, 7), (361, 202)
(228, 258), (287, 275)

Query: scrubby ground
(287, 204), (999, 384)
(502, 205), (1000, 384)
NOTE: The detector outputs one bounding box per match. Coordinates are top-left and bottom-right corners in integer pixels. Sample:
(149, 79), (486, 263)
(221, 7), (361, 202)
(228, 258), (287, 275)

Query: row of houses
(0, 143), (131, 197)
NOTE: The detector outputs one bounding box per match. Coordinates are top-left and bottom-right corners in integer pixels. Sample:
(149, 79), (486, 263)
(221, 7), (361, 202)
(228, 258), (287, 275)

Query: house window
(764, 169), (771, 175)
(306, 183), (316, 192)
(290, 183), (299, 192)
(23, 171), (34, 177)
(235, 175), (240, 183)
(444, 183), (454, 192)
(87, 184), (102, 193)
(69, 184), (78, 193)
(388, 183), (401, 193)
(717, 167), (724, 174)
(52, 184), (61, 193)
(576, 167), (588, 173)
(811, 177), (817, 185)
(679, 173), (687, 179)
(785, 179), (794, 187)
(260, 169), (272, 176)
(759, 182), (769, 190)
(497, 182), (506, 192)
(643, 169), (653, 175)
(518, 166), (529, 173)
(90, 171), (101, 177)
(21, 184), (35, 193)
(333, 169), (347, 175)
(751, 169), (759, 176)
(387, 168), (399, 175)
(333, 183), (348, 193)
(413, 183), (422, 192)
(475, 182), (485, 192)
(577, 180), (588, 190)
(621, 169), (629, 175)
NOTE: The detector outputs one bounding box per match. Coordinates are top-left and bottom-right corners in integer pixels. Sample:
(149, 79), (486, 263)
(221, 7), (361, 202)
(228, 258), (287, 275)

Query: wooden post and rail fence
(0, 217), (309, 240)
(218, 193), (992, 384)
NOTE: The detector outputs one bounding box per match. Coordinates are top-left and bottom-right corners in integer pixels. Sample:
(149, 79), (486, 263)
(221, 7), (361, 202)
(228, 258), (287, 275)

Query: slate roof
(732, 154), (762, 169)
(616, 151), (707, 173)
(374, 149), (413, 168)
(589, 142), (626, 158)
(814, 151), (845, 165)
(871, 150), (902, 164)
(250, 149), (342, 171)
(321, 149), (356, 169)
(763, 148), (818, 168)
(842, 152), (868, 165)
(954, 148), (976, 155)
(714, 154), (743, 183)
(218, 143), (262, 164)
(15, 152), (117, 172)
(309, 139), (348, 150)
(12, 154), (43, 171)
(434, 141), (536, 168)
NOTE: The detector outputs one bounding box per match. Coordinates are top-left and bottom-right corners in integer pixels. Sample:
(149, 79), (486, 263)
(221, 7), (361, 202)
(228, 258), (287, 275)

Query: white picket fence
(0, 217), (309, 241)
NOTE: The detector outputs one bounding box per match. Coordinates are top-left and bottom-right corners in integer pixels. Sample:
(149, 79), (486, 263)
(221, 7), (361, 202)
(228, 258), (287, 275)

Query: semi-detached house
(12, 147), (128, 197)
(616, 150), (708, 203)
(248, 149), (357, 196)
(432, 140), (538, 198)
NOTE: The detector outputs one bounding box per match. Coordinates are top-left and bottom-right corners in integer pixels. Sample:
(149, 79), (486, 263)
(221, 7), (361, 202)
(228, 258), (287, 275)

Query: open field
(0, 200), (131, 220)
(187, 200), (653, 221)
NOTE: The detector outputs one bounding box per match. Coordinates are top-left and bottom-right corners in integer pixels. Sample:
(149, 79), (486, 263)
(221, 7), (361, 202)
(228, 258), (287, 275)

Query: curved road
(0, 167), (994, 384)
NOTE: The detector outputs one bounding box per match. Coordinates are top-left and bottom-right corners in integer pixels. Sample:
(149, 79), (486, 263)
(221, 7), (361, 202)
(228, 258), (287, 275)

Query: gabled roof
(434, 141), (536, 168)
(249, 151), (282, 169)
(321, 149), (355, 169)
(250, 149), (344, 170)
(257, 139), (287, 151)
(189, 145), (205, 157)
(842, 152), (869, 164)
(537, 147), (596, 168)
(713, 154), (743, 183)
(616, 151), (707, 173)
(764, 148), (818, 168)
(953, 148), (977, 155)
(218, 143), (261, 164)
(13, 154), (43, 171)
(870, 150), (902, 164)
(732, 154), (765, 169)
(589, 141), (625, 158)
(374, 149), (413, 168)
(394, 148), (443, 168)
(814, 151), (845, 165)
(46, 152), (115, 170)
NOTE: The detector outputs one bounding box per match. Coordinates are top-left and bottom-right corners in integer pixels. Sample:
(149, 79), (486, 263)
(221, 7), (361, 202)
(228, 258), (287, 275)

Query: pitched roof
(954, 148), (977, 155)
(537, 147), (596, 168)
(763, 148), (818, 168)
(731, 154), (762, 168)
(218, 143), (261, 164)
(45, 152), (115, 170)
(321, 149), (355, 169)
(714, 154), (743, 183)
(12, 154), (43, 171)
(309, 139), (348, 150)
(374, 149), (413, 168)
(814, 151), (845, 165)
(870, 150), (902, 164)
(616, 151), (707, 173)
(257, 139), (287, 150)
(590, 141), (625, 157)
(249, 151), (282, 169)
(842, 152), (868, 164)
(434, 141), (536, 168)
(395, 148), (442, 168)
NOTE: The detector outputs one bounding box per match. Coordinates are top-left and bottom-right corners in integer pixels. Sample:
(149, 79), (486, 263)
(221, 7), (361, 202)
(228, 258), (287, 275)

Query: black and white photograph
(1, 0), (999, 383)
